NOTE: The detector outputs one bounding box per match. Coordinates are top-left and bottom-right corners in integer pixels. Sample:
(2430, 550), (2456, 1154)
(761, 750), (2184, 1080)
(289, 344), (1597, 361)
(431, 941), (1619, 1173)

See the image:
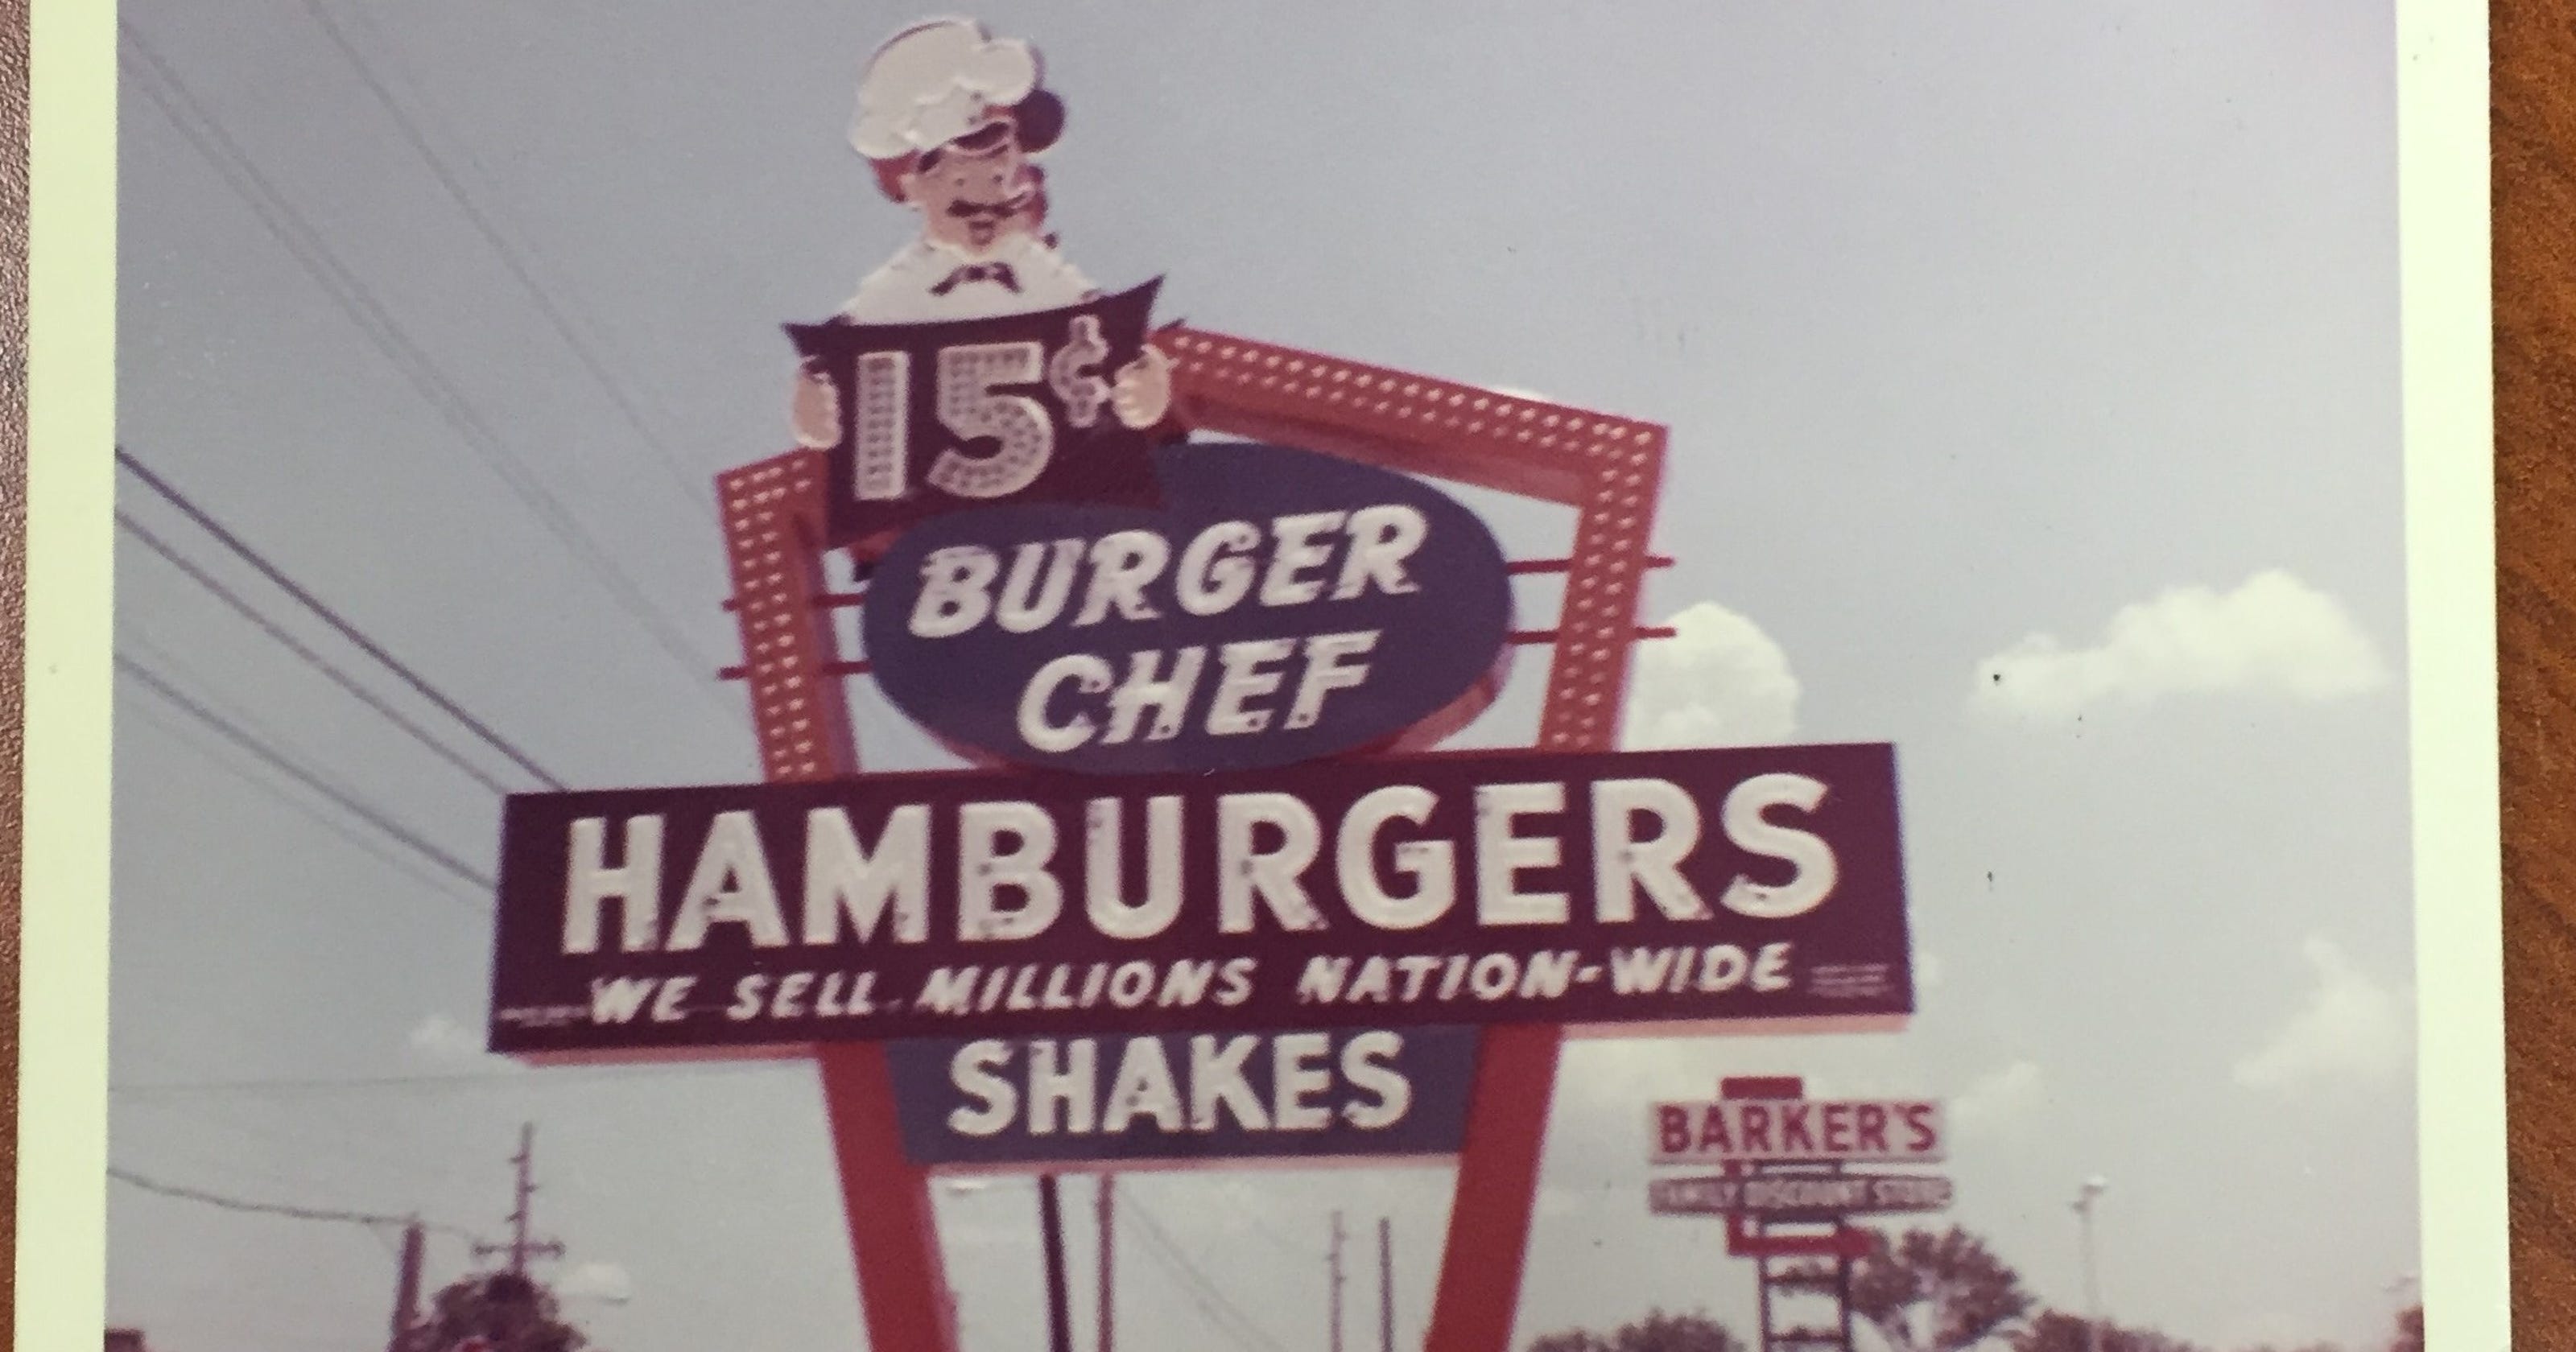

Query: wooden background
(3, 0), (30, 1343)
(2496, 0), (2576, 1342)
(0, 1), (2568, 1346)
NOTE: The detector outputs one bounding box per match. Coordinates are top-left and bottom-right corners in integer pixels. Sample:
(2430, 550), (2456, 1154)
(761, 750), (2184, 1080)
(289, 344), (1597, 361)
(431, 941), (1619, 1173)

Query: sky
(108, 3), (2418, 1350)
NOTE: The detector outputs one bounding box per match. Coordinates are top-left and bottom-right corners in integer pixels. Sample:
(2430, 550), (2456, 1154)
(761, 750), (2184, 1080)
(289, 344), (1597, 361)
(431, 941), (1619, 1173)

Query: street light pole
(2072, 1177), (2108, 1352)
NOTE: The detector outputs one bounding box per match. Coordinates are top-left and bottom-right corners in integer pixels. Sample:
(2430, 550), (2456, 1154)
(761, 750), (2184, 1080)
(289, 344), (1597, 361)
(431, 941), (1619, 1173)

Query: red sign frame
(706, 326), (1674, 1352)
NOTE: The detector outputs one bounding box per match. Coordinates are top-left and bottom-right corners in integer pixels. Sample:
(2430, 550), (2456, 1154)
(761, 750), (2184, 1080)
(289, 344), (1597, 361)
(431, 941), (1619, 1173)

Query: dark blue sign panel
(886, 1024), (1480, 1166)
(788, 282), (1167, 547)
(862, 441), (1513, 775)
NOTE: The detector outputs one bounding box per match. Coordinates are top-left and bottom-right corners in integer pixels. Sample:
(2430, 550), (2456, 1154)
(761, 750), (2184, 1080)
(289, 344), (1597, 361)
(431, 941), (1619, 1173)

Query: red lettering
(1740, 1104), (1773, 1153)
(1856, 1104), (1889, 1155)
(1901, 1103), (1938, 1153)
(1778, 1103), (1815, 1154)
(1695, 1105), (1735, 1152)
(1658, 1106), (1691, 1154)
(1821, 1103), (1852, 1154)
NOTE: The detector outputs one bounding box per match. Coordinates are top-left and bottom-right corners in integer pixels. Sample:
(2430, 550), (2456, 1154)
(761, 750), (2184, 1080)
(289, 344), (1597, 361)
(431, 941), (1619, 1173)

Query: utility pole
(1038, 1173), (1075, 1352)
(1329, 1210), (1347, 1352)
(1377, 1217), (1393, 1352)
(1096, 1174), (1116, 1352)
(387, 1218), (424, 1352)
(473, 1123), (565, 1276)
(2072, 1177), (2108, 1352)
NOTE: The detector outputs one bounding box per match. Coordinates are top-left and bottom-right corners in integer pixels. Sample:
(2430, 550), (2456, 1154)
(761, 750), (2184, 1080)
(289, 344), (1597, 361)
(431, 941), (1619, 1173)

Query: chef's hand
(1111, 344), (1174, 430)
(791, 361), (840, 447)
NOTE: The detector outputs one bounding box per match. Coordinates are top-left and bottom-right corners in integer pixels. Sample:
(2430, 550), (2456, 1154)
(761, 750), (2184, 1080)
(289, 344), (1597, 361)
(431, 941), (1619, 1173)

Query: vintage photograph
(107, 5), (2433, 1351)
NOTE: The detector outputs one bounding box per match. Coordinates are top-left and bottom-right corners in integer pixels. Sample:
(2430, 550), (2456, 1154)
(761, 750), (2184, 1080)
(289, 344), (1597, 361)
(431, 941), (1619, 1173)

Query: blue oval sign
(864, 442), (1513, 774)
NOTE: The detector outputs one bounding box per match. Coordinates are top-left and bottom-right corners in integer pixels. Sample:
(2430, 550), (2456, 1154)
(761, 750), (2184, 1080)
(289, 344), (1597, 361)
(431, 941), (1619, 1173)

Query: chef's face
(903, 138), (1036, 255)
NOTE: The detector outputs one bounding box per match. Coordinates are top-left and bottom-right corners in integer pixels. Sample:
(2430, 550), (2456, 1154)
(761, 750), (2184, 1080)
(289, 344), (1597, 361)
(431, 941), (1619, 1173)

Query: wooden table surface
(2500, 0), (2576, 1342)
(0, 2), (2564, 1346)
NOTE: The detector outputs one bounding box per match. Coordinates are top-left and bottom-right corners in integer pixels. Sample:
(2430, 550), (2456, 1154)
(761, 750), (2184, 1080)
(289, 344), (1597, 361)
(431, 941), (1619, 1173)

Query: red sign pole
(815, 1042), (957, 1349)
(1708, 1078), (1875, 1262)
(1420, 417), (1666, 1352)
(719, 451), (959, 1352)
(1424, 1024), (1567, 1352)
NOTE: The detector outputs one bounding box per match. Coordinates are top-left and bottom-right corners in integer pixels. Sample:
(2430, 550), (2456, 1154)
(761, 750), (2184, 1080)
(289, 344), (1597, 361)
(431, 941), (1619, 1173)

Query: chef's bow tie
(931, 262), (1022, 296)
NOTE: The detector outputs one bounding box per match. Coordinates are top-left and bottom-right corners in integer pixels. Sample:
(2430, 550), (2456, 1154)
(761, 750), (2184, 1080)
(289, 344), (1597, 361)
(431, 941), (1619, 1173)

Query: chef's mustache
(947, 194), (1030, 224)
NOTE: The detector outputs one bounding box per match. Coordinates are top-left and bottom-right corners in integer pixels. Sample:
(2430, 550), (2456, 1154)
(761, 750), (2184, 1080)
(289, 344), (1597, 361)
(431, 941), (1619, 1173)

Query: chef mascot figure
(791, 18), (1174, 447)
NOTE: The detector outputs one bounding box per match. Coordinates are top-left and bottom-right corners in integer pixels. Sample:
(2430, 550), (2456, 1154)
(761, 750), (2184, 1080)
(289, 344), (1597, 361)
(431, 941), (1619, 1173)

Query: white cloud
(407, 1013), (513, 1068)
(1622, 601), (1800, 749)
(1951, 1060), (2046, 1134)
(557, 1260), (633, 1304)
(1971, 570), (2388, 721)
(2232, 938), (2409, 1093)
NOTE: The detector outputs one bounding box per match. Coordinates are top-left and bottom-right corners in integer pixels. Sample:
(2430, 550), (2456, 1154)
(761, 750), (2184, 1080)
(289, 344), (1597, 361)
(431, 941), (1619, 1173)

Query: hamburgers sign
(487, 742), (1912, 1053)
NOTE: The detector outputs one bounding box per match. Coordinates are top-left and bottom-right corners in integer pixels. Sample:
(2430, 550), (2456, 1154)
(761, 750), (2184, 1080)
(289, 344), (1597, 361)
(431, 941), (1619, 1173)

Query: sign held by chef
(786, 19), (1179, 545)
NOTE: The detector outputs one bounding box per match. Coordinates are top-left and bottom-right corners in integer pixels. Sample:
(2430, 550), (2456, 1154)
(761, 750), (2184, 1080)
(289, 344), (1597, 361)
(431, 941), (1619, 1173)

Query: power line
(112, 1062), (791, 1097)
(117, 447), (567, 791)
(118, 654), (494, 891)
(121, 513), (521, 796)
(1245, 1210), (1323, 1262)
(119, 693), (477, 908)
(118, 24), (722, 692)
(1121, 1193), (1292, 1352)
(295, 0), (717, 526)
(116, 1069), (508, 1197)
(109, 1164), (477, 1243)
(114, 633), (481, 906)
(1127, 1226), (1269, 1352)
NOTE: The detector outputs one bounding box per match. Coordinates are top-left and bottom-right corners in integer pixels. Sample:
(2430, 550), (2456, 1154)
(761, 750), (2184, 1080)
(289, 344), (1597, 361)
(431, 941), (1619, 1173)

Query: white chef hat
(849, 19), (1057, 161)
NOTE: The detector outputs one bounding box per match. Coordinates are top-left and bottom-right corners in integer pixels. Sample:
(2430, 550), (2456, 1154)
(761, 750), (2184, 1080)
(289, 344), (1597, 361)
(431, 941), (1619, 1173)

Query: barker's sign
(864, 441), (1514, 774)
(1649, 1097), (1946, 1166)
(789, 282), (1168, 546)
(486, 742), (1911, 1054)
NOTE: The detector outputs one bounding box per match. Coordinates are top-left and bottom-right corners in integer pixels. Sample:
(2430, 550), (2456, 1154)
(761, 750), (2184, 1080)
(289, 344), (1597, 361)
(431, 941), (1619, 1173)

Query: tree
(2011, 1310), (2206, 1352)
(1525, 1308), (1745, 1352)
(405, 1271), (588, 1352)
(1612, 1309), (1747, 1352)
(1850, 1226), (2036, 1350)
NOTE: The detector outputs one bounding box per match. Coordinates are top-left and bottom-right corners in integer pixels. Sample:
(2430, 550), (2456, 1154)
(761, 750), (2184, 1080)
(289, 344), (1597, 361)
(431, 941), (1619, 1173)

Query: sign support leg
(1422, 1022), (1565, 1352)
(717, 455), (956, 1350)
(1040, 1173), (1075, 1352)
(816, 1041), (958, 1352)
